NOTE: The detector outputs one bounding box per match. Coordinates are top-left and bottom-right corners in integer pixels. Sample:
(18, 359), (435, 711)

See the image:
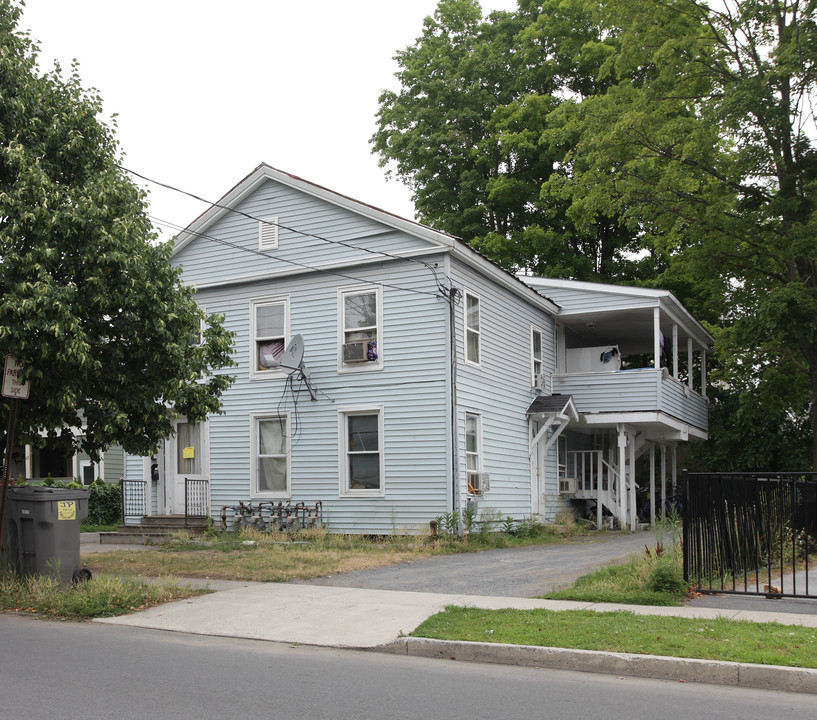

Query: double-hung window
(340, 287), (382, 369)
(464, 291), (480, 366)
(339, 407), (384, 496)
(252, 413), (290, 497)
(465, 411), (482, 493)
(531, 326), (543, 386)
(251, 297), (289, 379)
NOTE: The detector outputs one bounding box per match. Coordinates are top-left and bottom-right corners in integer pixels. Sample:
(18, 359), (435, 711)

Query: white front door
(167, 419), (206, 515)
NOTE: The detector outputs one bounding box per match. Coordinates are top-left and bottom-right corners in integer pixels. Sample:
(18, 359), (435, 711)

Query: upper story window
(464, 290), (480, 366)
(259, 217), (279, 251)
(251, 297), (289, 380)
(531, 326), (543, 386)
(340, 287), (382, 370)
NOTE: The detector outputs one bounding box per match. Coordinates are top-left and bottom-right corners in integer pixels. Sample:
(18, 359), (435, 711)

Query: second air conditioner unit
(342, 341), (369, 363)
(468, 472), (491, 494)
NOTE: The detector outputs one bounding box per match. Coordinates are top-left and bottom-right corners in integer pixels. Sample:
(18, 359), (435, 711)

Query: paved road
(4, 614), (815, 720)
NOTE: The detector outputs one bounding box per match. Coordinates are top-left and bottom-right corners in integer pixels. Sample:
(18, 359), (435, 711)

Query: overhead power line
(123, 165), (452, 296)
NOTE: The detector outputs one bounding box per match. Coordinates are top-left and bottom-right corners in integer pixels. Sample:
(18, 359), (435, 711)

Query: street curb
(380, 638), (817, 694)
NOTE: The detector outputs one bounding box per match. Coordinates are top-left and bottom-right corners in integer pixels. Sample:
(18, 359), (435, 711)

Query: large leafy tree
(545, 0), (817, 467)
(0, 1), (235, 460)
(372, 0), (649, 281)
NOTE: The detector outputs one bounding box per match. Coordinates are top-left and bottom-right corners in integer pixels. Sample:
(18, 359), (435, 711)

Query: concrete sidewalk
(96, 581), (817, 694)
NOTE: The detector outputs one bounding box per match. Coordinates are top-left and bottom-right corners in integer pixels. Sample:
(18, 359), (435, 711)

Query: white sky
(20, 0), (518, 241)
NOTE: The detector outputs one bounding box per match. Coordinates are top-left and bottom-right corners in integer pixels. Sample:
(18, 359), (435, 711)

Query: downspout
(447, 279), (460, 532)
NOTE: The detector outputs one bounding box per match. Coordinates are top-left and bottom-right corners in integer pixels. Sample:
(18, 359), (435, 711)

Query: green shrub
(647, 559), (686, 594)
(87, 480), (121, 526)
(15, 478), (121, 526)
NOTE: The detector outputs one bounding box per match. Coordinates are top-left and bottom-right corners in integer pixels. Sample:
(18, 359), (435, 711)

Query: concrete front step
(99, 516), (209, 545)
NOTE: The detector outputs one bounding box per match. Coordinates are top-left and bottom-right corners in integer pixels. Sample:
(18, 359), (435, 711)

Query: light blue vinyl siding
(174, 179), (435, 289)
(190, 247), (452, 533)
(450, 260), (559, 521)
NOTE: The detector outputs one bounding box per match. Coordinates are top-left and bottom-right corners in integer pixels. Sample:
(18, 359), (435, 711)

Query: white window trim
(465, 411), (483, 493)
(558, 435), (568, 480)
(531, 325), (544, 386)
(555, 322), (566, 374)
(337, 285), (383, 372)
(250, 295), (290, 381)
(250, 412), (291, 498)
(78, 459), (98, 485)
(338, 405), (385, 497)
(259, 216), (279, 251)
(463, 289), (481, 368)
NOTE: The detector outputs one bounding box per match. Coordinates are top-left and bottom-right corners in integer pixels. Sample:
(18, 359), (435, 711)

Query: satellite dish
(279, 334), (304, 375)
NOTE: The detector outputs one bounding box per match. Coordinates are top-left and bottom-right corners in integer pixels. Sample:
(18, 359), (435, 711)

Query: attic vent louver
(259, 217), (279, 250)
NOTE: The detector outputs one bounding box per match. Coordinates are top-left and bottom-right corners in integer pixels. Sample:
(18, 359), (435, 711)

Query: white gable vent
(259, 217), (279, 250)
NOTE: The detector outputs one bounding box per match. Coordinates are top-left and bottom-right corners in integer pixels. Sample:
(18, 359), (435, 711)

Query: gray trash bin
(1, 486), (92, 584)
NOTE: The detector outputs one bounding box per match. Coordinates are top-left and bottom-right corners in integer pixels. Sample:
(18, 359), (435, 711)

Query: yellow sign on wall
(183, 446), (195, 460)
(58, 501), (76, 521)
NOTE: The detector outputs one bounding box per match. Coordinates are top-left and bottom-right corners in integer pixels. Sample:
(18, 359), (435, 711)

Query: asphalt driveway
(302, 532), (649, 597)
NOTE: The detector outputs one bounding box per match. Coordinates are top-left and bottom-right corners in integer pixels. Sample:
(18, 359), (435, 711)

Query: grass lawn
(410, 606), (817, 668)
(406, 532), (817, 669)
(0, 572), (208, 619)
(81, 523), (571, 582)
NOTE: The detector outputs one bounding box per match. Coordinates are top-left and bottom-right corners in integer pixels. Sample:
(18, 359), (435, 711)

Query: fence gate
(683, 471), (817, 598)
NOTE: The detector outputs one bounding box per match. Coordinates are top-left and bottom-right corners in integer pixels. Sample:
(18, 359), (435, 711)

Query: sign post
(1, 356), (31, 556)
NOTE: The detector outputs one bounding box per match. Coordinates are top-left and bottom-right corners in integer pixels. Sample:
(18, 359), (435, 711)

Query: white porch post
(653, 307), (661, 368)
(701, 348), (707, 398)
(671, 444), (678, 495)
(672, 324), (679, 378)
(529, 421), (539, 516)
(596, 456), (602, 529)
(617, 424), (627, 529)
(628, 431), (636, 530)
(649, 443), (656, 527)
(687, 338), (694, 391)
(660, 443), (667, 521)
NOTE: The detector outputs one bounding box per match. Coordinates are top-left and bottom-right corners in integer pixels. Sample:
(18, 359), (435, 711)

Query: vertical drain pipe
(448, 283), (461, 535)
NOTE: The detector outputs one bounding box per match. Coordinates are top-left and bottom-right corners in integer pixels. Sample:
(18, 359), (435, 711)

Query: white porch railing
(568, 449), (633, 529)
(553, 368), (708, 432)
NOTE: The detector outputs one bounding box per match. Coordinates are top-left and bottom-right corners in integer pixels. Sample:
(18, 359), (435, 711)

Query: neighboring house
(123, 164), (712, 533)
(9, 437), (124, 486)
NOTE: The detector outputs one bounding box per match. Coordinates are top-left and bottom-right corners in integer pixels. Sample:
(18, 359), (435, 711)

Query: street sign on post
(3, 355), (30, 399)
(1, 354), (29, 557)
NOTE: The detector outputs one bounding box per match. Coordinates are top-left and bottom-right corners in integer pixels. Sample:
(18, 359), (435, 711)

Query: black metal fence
(683, 471), (817, 598)
(184, 478), (209, 527)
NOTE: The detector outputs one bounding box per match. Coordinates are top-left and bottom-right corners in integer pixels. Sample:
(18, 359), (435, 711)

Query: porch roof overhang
(573, 411), (708, 442)
(527, 394), (580, 457)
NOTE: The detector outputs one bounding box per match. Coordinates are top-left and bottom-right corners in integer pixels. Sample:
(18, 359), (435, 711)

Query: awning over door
(526, 394), (580, 456)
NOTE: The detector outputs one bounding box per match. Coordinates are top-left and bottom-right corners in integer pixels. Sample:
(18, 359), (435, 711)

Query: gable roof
(171, 163), (560, 315)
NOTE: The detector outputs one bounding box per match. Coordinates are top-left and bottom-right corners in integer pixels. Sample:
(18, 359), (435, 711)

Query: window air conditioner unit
(343, 341), (369, 363)
(533, 373), (547, 391)
(559, 477), (577, 495)
(468, 472), (490, 494)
